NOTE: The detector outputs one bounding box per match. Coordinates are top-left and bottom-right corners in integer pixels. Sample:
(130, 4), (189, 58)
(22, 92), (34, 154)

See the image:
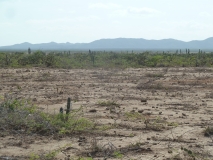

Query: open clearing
(0, 67), (213, 160)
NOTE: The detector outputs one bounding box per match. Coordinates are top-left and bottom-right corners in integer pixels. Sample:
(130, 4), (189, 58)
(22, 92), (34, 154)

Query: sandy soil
(0, 67), (213, 160)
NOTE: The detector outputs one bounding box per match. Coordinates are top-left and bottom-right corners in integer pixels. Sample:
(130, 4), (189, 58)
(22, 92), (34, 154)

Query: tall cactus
(28, 48), (31, 54)
(5, 54), (11, 65)
(89, 50), (95, 66)
(66, 97), (71, 114)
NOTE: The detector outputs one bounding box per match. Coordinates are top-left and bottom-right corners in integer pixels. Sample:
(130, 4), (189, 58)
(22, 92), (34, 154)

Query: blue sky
(0, 0), (213, 46)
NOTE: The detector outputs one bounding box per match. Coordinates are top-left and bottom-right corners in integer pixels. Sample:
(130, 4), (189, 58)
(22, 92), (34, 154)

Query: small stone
(168, 150), (173, 153)
(141, 99), (147, 102)
(182, 113), (187, 116)
(138, 110), (144, 113)
(89, 109), (97, 113)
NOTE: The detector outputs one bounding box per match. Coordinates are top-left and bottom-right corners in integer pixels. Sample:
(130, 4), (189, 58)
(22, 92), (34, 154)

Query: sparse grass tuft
(167, 122), (179, 127)
(97, 124), (113, 131)
(181, 147), (195, 158)
(29, 144), (72, 160)
(113, 151), (123, 159)
(97, 100), (120, 107)
(204, 126), (213, 137)
(124, 112), (144, 120)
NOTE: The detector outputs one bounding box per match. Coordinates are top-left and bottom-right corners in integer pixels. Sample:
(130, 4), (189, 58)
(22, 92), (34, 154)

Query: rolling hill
(1, 37), (213, 51)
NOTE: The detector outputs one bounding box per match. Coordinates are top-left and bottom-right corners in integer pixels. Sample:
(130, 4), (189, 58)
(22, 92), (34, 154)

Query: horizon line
(1, 37), (213, 47)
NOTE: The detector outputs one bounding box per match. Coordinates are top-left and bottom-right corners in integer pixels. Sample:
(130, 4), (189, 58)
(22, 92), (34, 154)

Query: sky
(0, 0), (213, 46)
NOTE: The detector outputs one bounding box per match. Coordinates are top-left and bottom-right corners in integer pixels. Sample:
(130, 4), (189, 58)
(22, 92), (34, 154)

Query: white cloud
(199, 11), (211, 17)
(0, 22), (14, 26)
(89, 3), (160, 17)
(111, 7), (160, 17)
(27, 19), (71, 25)
(128, 7), (160, 15)
(27, 15), (100, 25)
(188, 22), (210, 30)
(112, 9), (128, 16)
(89, 3), (121, 9)
(74, 16), (100, 22)
(56, 8), (75, 14)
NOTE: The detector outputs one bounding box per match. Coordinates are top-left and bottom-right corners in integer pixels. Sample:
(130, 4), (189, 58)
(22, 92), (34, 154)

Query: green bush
(1, 51), (213, 68)
(0, 96), (94, 136)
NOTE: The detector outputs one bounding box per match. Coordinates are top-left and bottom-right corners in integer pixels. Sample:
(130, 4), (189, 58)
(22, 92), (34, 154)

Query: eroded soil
(0, 67), (213, 160)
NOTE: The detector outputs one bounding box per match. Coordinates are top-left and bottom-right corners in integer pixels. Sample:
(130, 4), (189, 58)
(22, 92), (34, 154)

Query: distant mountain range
(1, 38), (213, 51)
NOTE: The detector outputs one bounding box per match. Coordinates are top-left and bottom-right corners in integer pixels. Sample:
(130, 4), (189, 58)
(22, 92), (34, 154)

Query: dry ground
(0, 67), (213, 160)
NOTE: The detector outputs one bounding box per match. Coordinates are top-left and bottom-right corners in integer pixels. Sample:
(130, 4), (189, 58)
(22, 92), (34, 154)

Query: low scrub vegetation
(1, 51), (213, 68)
(97, 100), (119, 107)
(0, 95), (94, 137)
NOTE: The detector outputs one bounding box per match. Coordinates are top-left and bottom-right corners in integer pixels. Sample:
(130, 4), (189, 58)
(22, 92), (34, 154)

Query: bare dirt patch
(0, 67), (213, 160)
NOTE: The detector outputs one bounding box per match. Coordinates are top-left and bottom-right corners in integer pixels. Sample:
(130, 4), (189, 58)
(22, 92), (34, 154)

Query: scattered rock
(168, 150), (173, 153)
(138, 110), (144, 113)
(163, 117), (167, 120)
(141, 98), (147, 102)
(89, 109), (97, 113)
(182, 113), (187, 116)
(78, 137), (86, 142)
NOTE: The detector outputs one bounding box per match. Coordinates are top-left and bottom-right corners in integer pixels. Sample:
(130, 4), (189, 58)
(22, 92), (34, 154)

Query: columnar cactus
(28, 48), (31, 54)
(66, 97), (71, 114)
(5, 54), (11, 65)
